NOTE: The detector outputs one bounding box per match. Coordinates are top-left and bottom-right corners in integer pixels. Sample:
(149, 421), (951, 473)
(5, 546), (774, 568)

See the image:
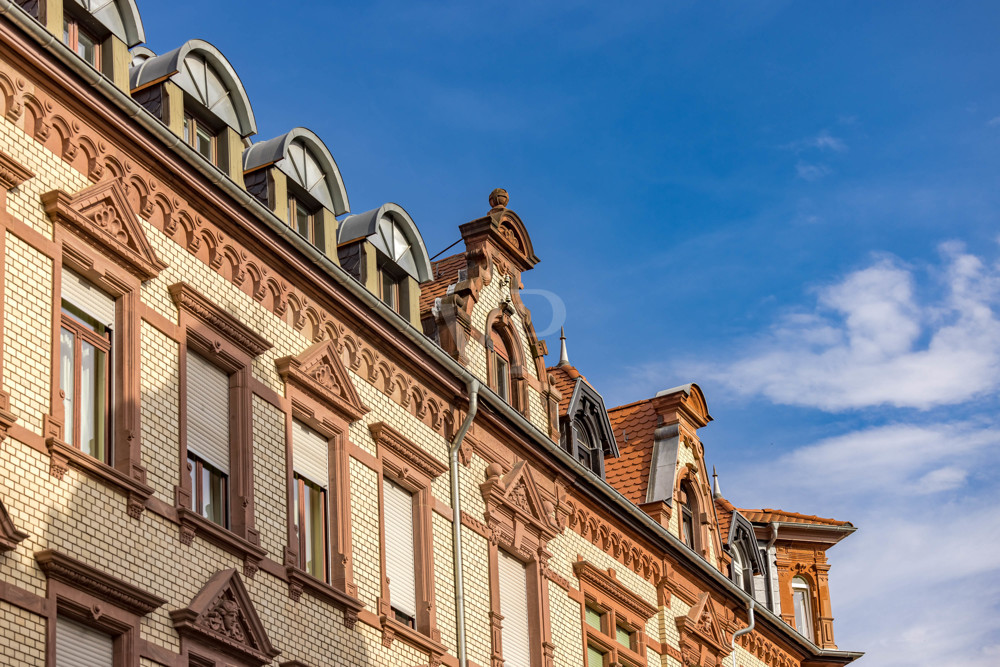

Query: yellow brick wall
(0, 599), (45, 667)
(252, 395), (288, 559)
(139, 320), (180, 501)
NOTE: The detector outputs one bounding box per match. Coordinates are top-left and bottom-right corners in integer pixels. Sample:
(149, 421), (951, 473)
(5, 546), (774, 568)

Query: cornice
(572, 560), (657, 621)
(369, 421), (447, 479)
(0, 498), (28, 552)
(35, 548), (166, 615)
(0, 148), (33, 190)
(170, 283), (272, 357)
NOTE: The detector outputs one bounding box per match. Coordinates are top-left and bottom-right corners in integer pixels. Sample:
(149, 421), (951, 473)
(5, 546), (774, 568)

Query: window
(681, 484), (696, 549)
(731, 544), (754, 596)
(185, 351), (230, 528)
(60, 269), (113, 463)
(62, 16), (100, 67)
(292, 420), (330, 582)
(383, 479), (417, 628)
(497, 549), (531, 667)
(574, 560), (655, 667)
(289, 195), (325, 252)
(56, 615), (113, 666)
(184, 114), (216, 163)
(792, 576), (814, 641)
(378, 263), (401, 311)
(574, 421), (600, 473)
(490, 327), (512, 402)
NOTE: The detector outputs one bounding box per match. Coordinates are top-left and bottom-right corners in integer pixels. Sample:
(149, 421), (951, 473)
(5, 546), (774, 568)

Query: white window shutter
(61, 268), (115, 327)
(498, 550), (531, 667)
(56, 616), (114, 667)
(383, 479), (417, 619)
(293, 420), (328, 487)
(186, 351), (230, 473)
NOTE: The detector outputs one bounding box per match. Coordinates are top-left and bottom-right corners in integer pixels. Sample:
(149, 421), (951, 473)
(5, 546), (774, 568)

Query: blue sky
(140, 2), (1000, 663)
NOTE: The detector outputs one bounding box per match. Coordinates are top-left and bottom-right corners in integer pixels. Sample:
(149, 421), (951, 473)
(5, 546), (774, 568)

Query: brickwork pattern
(350, 455), (382, 612)
(0, 599), (45, 667)
(139, 320), (180, 501)
(3, 231), (52, 435)
(253, 395), (288, 559)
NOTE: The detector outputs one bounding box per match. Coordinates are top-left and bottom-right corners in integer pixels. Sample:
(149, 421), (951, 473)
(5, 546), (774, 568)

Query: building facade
(0, 2), (862, 666)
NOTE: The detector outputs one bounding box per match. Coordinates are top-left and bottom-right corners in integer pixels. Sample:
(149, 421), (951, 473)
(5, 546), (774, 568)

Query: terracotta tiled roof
(739, 508), (852, 528)
(418, 252), (467, 317)
(545, 364), (585, 414)
(714, 496), (736, 543)
(604, 398), (657, 506)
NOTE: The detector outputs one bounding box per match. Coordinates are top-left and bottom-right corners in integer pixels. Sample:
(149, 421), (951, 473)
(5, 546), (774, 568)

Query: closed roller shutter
(62, 268), (115, 327)
(293, 420), (328, 487)
(498, 550), (531, 667)
(56, 615), (113, 667)
(186, 351), (229, 473)
(383, 479), (416, 619)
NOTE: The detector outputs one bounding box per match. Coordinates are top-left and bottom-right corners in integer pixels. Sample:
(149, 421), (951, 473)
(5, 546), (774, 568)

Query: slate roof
(605, 398), (657, 506)
(418, 252), (467, 317)
(739, 508), (852, 528)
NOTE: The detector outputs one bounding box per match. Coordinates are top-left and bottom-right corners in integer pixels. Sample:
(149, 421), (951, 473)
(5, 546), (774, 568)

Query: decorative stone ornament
(489, 187), (509, 209)
(675, 592), (733, 667)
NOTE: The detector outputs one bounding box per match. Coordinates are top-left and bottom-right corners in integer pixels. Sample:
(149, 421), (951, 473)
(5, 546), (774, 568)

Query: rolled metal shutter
(383, 479), (416, 619)
(61, 268), (115, 327)
(56, 615), (113, 667)
(293, 420), (328, 487)
(186, 351), (229, 473)
(497, 550), (531, 667)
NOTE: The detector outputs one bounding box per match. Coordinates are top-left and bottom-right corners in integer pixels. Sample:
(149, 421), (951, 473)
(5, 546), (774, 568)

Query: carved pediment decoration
(35, 549), (166, 615)
(459, 189), (539, 274)
(675, 592), (733, 667)
(573, 560), (657, 623)
(0, 498), (27, 552)
(276, 340), (368, 422)
(481, 460), (560, 552)
(370, 421), (447, 481)
(170, 568), (279, 666)
(42, 180), (167, 280)
(170, 283), (273, 358)
(0, 149), (33, 191)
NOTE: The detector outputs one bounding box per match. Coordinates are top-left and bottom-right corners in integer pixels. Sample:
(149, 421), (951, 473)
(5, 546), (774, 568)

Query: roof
(546, 364), (585, 414)
(739, 508), (853, 528)
(605, 398), (657, 506)
(715, 495), (736, 543)
(418, 253), (467, 317)
(337, 204), (432, 281)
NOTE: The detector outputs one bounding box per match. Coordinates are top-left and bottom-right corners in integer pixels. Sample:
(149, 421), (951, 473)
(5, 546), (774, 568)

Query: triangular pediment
(170, 568), (279, 666)
(276, 340), (368, 422)
(676, 592), (732, 662)
(42, 180), (167, 280)
(482, 460), (559, 538)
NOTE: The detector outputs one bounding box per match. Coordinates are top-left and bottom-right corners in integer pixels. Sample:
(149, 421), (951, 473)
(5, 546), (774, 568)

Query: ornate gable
(0, 498), (27, 552)
(42, 179), (167, 280)
(676, 592), (733, 667)
(170, 568), (279, 666)
(276, 340), (368, 422)
(481, 460), (560, 555)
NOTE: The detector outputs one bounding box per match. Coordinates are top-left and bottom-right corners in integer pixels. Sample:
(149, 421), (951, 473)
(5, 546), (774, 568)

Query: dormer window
(792, 576), (815, 641)
(681, 484), (696, 549)
(490, 328), (512, 402)
(184, 114), (216, 163)
(63, 16), (100, 66)
(731, 544), (753, 595)
(289, 194), (324, 252)
(574, 421), (598, 471)
(378, 258), (403, 312)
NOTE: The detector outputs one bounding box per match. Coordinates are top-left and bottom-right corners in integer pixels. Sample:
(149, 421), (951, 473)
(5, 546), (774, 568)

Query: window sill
(285, 565), (364, 627)
(45, 436), (153, 519)
(379, 611), (446, 657)
(176, 506), (266, 578)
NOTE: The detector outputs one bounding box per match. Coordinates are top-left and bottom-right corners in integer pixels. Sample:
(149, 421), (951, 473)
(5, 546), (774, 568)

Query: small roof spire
(557, 327), (570, 367)
(712, 466), (723, 499)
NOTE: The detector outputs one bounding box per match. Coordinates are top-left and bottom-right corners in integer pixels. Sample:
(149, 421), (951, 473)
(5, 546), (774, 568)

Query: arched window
(680, 483), (697, 550)
(573, 421), (600, 474)
(731, 544), (753, 596)
(490, 327), (512, 402)
(792, 576), (814, 641)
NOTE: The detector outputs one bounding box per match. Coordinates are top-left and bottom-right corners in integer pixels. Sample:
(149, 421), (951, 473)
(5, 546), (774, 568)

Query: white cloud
(788, 129), (848, 152)
(796, 161), (831, 181)
(988, 115), (1000, 127)
(705, 245), (1000, 411)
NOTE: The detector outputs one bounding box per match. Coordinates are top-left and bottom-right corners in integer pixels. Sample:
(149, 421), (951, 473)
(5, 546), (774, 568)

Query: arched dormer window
(552, 359), (619, 479)
(490, 326), (513, 403)
(792, 576), (815, 641)
(680, 482), (698, 550)
(731, 544), (753, 595)
(243, 128), (349, 254)
(337, 204), (432, 327)
(130, 40), (256, 181)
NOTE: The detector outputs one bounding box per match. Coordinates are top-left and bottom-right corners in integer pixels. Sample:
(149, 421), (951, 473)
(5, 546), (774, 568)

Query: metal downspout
(449, 379), (479, 667)
(731, 598), (756, 652)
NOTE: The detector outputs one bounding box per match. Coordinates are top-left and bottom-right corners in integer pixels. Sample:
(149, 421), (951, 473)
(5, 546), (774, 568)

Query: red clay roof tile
(419, 252), (467, 317)
(738, 508), (852, 527)
(604, 398), (657, 506)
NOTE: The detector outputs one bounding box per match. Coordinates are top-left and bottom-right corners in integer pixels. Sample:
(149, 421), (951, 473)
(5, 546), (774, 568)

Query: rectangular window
(289, 196), (326, 252)
(62, 17), (100, 67)
(60, 269), (113, 462)
(292, 420), (329, 581)
(378, 266), (400, 312)
(494, 355), (509, 401)
(497, 550), (531, 667)
(585, 606), (604, 631)
(186, 351), (230, 527)
(587, 645), (606, 667)
(184, 115), (216, 164)
(616, 623), (634, 650)
(56, 615), (113, 667)
(383, 479), (417, 627)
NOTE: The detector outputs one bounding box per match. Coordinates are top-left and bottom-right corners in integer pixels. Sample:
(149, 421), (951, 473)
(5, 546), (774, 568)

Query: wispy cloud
(787, 129), (849, 153)
(988, 116), (1000, 127)
(699, 244), (1000, 411)
(795, 161), (831, 181)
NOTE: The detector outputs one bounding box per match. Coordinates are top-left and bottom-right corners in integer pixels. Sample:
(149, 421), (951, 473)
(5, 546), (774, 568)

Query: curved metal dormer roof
(128, 39), (257, 137)
(338, 203), (433, 282)
(71, 0), (146, 47)
(242, 128), (349, 216)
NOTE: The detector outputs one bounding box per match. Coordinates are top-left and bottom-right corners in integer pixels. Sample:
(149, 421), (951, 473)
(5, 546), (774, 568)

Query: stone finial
(489, 188), (509, 210)
(557, 327), (570, 367)
(712, 466), (722, 499)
